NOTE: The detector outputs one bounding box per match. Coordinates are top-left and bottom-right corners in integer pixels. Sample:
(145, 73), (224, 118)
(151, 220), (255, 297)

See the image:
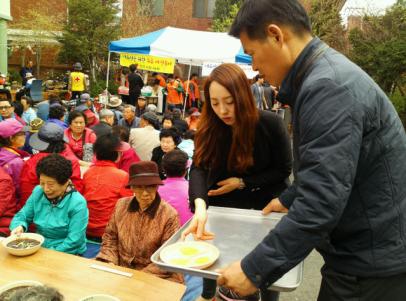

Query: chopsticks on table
(90, 263), (133, 278)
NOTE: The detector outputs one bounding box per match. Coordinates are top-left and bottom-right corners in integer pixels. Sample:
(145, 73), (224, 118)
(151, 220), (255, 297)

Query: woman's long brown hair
(194, 63), (259, 173)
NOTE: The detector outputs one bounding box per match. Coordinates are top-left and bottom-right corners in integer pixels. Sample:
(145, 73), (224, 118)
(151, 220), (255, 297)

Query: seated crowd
(0, 91), (201, 300)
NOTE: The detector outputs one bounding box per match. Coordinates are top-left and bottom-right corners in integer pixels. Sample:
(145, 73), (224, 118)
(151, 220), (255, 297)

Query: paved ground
(279, 250), (323, 301)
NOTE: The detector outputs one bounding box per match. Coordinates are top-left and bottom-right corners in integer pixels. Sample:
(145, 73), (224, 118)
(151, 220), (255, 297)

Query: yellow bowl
(2, 233), (44, 256)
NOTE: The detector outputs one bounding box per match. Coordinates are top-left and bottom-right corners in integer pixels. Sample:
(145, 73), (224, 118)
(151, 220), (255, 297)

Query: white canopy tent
(106, 26), (252, 111)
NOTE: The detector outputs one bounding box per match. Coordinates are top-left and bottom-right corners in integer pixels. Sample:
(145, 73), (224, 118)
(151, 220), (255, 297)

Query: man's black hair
(162, 113), (174, 124)
(13, 101), (24, 117)
(112, 125), (130, 143)
(129, 64), (137, 72)
(49, 105), (66, 120)
(48, 95), (62, 106)
(229, 0), (311, 40)
(93, 133), (120, 162)
(162, 149), (188, 178)
(21, 96), (34, 107)
(36, 154), (72, 185)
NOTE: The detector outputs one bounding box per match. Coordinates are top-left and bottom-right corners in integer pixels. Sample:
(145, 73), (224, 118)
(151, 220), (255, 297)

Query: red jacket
(82, 161), (133, 238)
(64, 128), (97, 160)
(19, 147), (84, 209)
(0, 166), (17, 236)
(116, 148), (140, 173)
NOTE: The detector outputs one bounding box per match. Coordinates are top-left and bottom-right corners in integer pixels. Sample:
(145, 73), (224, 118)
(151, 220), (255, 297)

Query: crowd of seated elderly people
(0, 92), (202, 301)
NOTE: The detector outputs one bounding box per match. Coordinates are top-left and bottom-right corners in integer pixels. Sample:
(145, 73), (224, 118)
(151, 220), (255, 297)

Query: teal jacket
(10, 185), (88, 255)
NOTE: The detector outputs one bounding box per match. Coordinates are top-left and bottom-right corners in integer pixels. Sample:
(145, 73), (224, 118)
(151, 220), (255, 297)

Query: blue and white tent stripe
(108, 27), (252, 66)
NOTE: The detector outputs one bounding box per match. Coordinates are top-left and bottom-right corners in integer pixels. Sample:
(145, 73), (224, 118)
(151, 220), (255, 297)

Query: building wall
(7, 0), (68, 77)
(122, 0), (315, 38)
(122, 0), (212, 37)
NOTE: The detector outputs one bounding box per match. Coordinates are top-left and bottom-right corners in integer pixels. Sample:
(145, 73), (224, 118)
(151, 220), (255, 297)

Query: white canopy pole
(106, 51), (111, 92)
(182, 63), (192, 118)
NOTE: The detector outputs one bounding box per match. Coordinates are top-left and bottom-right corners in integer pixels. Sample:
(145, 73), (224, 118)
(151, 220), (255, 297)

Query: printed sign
(202, 62), (258, 79)
(120, 53), (175, 74)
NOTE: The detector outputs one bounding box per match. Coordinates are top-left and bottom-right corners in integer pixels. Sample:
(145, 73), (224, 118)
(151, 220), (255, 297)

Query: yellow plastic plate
(160, 241), (220, 269)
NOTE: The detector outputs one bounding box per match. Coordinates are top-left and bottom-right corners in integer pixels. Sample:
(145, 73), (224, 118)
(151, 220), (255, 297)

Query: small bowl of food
(2, 233), (44, 256)
(0, 280), (43, 300)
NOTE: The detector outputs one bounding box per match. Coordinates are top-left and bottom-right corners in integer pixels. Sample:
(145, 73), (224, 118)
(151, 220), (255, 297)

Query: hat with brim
(80, 93), (92, 103)
(108, 96), (122, 108)
(29, 118), (45, 133)
(141, 111), (158, 124)
(0, 119), (30, 138)
(127, 161), (163, 187)
(29, 123), (69, 151)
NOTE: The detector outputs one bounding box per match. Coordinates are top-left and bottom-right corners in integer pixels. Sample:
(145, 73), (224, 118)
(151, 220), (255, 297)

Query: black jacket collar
(278, 37), (325, 107)
(128, 193), (161, 217)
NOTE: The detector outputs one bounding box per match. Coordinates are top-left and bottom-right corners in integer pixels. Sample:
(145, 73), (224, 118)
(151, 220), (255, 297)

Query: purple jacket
(158, 177), (193, 226)
(0, 147), (24, 201)
(46, 119), (68, 129)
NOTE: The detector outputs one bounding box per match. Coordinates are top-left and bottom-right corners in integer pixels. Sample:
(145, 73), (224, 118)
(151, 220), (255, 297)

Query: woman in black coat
(127, 64), (144, 106)
(182, 63), (292, 301)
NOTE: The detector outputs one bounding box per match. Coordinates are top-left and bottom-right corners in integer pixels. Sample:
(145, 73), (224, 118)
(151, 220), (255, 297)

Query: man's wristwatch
(238, 178), (246, 190)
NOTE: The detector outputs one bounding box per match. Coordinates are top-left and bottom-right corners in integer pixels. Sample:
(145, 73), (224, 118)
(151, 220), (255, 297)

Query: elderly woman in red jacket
(64, 110), (97, 163)
(0, 166), (16, 237)
(81, 133), (133, 258)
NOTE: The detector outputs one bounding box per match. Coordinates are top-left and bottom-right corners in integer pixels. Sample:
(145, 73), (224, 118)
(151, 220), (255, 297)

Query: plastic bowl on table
(1, 233), (45, 256)
(0, 280), (43, 299)
(78, 294), (120, 301)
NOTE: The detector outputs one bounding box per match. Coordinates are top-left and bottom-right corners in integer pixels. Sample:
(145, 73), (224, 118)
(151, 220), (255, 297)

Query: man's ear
(265, 24), (284, 45)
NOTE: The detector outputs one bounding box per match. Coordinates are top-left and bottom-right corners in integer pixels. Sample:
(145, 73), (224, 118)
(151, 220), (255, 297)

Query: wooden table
(0, 245), (185, 301)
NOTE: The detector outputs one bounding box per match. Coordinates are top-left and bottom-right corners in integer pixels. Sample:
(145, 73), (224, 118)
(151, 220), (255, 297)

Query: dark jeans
(120, 94), (130, 104)
(202, 278), (217, 299)
(129, 91), (140, 107)
(318, 265), (406, 301)
(167, 104), (183, 112)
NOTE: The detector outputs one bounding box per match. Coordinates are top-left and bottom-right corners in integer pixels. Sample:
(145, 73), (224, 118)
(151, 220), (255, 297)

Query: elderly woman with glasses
(96, 161), (182, 283)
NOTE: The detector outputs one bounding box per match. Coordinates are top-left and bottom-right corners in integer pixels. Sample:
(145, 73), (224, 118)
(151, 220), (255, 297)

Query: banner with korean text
(202, 62), (258, 79)
(120, 53), (175, 74)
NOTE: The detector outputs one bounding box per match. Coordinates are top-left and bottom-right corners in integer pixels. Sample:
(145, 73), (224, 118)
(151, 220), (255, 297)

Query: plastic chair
(29, 79), (43, 102)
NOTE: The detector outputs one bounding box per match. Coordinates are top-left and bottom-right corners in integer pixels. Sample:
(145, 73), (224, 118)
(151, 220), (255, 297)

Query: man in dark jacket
(91, 109), (114, 137)
(217, 1), (406, 300)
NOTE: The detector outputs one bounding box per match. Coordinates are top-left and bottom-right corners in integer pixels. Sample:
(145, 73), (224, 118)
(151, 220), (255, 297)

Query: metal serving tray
(151, 206), (303, 292)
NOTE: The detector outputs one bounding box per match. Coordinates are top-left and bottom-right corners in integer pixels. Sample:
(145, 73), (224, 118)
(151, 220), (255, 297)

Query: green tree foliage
(58, 0), (120, 83)
(309, 0), (347, 52)
(211, 0), (242, 32)
(349, 3), (406, 94)
(349, 2), (406, 125)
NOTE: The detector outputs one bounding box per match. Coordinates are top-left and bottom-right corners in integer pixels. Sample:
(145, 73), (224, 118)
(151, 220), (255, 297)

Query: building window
(138, 0), (164, 17)
(193, 0), (215, 18)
